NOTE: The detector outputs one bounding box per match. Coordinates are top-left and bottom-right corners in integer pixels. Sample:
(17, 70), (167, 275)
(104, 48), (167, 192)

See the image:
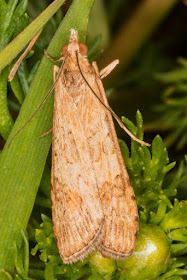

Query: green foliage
(0, 0), (29, 140)
(152, 58), (187, 149)
(120, 111), (176, 211)
(0, 0), (29, 51)
(31, 215), (91, 280)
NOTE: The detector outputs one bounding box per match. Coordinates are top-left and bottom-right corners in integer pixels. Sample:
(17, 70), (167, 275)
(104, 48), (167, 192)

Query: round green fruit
(118, 223), (171, 280)
(89, 251), (116, 276)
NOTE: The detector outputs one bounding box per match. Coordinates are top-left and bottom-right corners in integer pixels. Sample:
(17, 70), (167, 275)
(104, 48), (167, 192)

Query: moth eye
(79, 43), (88, 55)
(61, 43), (69, 56)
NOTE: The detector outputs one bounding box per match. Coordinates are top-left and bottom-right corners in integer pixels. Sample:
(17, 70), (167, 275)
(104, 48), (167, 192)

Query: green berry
(118, 223), (171, 279)
(89, 251), (116, 276)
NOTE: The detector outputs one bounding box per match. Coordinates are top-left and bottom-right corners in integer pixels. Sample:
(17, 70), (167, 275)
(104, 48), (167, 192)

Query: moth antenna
(8, 55), (67, 147)
(76, 51), (150, 147)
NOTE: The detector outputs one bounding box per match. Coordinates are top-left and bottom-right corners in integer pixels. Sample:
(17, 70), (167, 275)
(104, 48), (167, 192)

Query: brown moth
(51, 29), (139, 264)
(8, 28), (149, 264)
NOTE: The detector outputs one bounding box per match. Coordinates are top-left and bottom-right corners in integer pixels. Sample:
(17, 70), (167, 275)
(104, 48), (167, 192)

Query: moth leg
(44, 49), (64, 63)
(99, 59), (119, 79)
(39, 128), (53, 138)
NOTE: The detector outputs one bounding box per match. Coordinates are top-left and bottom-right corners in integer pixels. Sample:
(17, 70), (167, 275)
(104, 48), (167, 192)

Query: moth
(9, 28), (149, 264)
(51, 29), (139, 264)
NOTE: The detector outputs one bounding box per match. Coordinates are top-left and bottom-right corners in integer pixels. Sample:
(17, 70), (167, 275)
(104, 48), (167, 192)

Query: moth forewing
(51, 34), (105, 264)
(51, 29), (138, 263)
(91, 63), (139, 259)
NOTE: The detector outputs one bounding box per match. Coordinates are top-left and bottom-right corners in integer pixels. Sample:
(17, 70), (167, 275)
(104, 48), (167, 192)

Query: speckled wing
(51, 66), (104, 264)
(75, 59), (139, 261)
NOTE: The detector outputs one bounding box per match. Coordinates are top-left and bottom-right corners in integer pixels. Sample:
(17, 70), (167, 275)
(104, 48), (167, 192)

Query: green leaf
(171, 243), (187, 257)
(10, 71), (24, 104)
(150, 202), (167, 224)
(121, 115), (137, 135)
(170, 228), (187, 243)
(12, 0), (28, 19)
(160, 200), (187, 231)
(0, 0), (66, 70)
(155, 68), (187, 83)
(136, 110), (144, 140)
(44, 262), (55, 280)
(0, 68), (14, 139)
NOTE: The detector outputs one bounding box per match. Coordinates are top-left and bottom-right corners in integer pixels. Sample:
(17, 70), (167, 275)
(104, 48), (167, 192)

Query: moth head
(61, 29), (88, 57)
(61, 42), (88, 56)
